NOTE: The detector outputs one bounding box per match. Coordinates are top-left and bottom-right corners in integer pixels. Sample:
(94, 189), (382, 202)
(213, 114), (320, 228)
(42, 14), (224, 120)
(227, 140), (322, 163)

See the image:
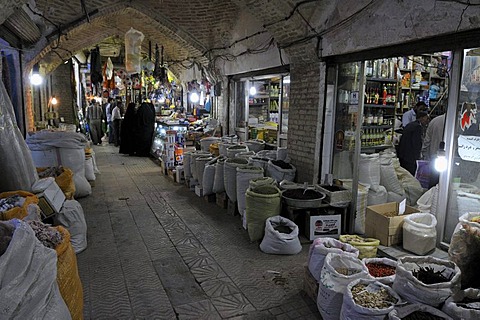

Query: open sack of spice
(392, 256), (461, 308)
(340, 278), (401, 320)
(389, 303), (452, 320)
(259, 215), (302, 255)
(317, 252), (369, 320)
(0, 219), (71, 319)
(442, 287), (480, 319)
(448, 212), (480, 289)
(308, 237), (359, 281)
(363, 257), (397, 285)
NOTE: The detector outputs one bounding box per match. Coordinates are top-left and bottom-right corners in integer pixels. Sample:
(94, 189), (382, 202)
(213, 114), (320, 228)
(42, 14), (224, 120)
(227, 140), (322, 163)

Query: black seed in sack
(402, 311), (445, 320)
(271, 160), (292, 169)
(283, 189), (323, 200)
(273, 224), (293, 234)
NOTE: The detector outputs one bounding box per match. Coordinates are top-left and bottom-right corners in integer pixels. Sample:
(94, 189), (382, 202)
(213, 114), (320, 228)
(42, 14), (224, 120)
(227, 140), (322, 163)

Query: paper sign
(348, 105), (359, 113)
(350, 91), (359, 104)
(458, 135), (480, 163)
(398, 198), (406, 215)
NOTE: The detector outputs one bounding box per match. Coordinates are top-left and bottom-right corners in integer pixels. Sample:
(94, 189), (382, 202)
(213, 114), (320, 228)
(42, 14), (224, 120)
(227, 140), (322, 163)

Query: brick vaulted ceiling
(1, 0), (340, 77)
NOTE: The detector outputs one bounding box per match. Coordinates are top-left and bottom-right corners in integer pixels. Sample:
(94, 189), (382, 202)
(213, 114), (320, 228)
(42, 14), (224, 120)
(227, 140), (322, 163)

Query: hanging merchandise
(125, 27), (145, 74)
(90, 46), (103, 90)
(102, 57), (115, 90)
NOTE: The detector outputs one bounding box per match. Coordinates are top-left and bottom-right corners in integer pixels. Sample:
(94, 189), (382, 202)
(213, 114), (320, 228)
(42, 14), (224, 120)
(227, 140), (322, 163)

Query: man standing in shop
(398, 110), (430, 176)
(402, 101), (428, 127)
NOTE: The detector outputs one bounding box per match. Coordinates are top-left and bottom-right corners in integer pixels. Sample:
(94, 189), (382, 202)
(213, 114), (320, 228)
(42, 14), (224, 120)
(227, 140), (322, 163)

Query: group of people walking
(86, 98), (156, 157)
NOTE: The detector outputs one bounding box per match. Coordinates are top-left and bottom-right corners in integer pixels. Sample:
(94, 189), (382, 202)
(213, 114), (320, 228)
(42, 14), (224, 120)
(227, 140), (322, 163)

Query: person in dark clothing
(134, 102), (156, 156)
(398, 110), (430, 176)
(119, 103), (137, 155)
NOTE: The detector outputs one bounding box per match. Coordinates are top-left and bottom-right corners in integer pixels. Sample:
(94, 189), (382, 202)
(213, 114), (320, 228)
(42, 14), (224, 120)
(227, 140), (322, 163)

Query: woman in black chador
(134, 102), (156, 156)
(119, 102), (137, 155)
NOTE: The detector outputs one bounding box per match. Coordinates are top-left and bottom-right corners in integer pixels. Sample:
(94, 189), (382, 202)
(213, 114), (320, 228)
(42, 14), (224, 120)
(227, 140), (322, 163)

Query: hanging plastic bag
(259, 216), (302, 255)
(307, 237), (359, 281)
(341, 278), (400, 320)
(317, 252), (369, 320)
(125, 27), (144, 74)
(415, 160), (431, 189)
(392, 256), (461, 307)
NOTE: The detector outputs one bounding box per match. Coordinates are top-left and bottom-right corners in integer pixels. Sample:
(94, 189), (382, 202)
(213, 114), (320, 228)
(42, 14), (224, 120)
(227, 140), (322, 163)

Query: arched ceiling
(0, 0), (343, 79)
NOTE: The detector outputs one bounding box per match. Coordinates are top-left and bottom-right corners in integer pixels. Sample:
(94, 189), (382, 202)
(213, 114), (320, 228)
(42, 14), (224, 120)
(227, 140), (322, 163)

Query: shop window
(444, 48), (480, 242)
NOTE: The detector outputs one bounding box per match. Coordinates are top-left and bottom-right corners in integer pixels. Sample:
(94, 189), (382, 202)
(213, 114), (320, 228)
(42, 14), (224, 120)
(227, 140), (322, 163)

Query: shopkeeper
(402, 101), (428, 127)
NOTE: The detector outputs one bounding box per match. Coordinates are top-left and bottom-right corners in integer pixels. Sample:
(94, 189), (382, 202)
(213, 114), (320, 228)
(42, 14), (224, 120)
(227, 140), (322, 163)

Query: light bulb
(30, 73), (43, 86)
(434, 154), (447, 172)
(159, 96), (165, 103)
(249, 86), (257, 96)
(190, 92), (199, 103)
(51, 97), (58, 105)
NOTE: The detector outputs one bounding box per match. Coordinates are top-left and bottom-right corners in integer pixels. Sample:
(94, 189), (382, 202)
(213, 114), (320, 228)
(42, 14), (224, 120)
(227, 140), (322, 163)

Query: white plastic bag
(0, 80), (38, 193)
(389, 303), (452, 319)
(392, 256), (461, 307)
(341, 278), (400, 320)
(359, 153), (381, 191)
(212, 158), (226, 193)
(308, 238), (359, 281)
(362, 257), (397, 285)
(125, 27), (144, 74)
(0, 219), (71, 319)
(54, 200), (87, 254)
(317, 253), (369, 320)
(85, 157), (95, 181)
(266, 160), (296, 182)
(259, 216), (302, 255)
(403, 213), (437, 255)
(442, 288), (480, 320)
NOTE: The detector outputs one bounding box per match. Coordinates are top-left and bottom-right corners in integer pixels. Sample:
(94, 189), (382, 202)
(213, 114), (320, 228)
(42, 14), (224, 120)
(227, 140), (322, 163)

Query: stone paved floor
(76, 144), (321, 320)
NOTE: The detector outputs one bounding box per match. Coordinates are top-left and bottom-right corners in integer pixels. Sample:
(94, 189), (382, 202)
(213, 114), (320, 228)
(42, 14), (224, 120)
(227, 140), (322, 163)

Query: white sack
(403, 213), (437, 255)
(54, 200), (87, 253)
(363, 257), (397, 285)
(85, 157), (96, 181)
(380, 155), (404, 196)
(442, 288), (480, 320)
(212, 158), (226, 193)
(341, 278), (400, 320)
(390, 303), (452, 320)
(244, 140), (265, 153)
(392, 256), (461, 307)
(367, 185), (388, 205)
(194, 156), (213, 186)
(308, 238), (359, 281)
(317, 253), (369, 320)
(224, 158), (249, 201)
(0, 220), (71, 319)
(227, 145), (249, 158)
(203, 164), (216, 196)
(266, 160), (296, 182)
(0, 80), (38, 193)
(259, 216), (302, 255)
(359, 153), (381, 191)
(236, 166), (264, 216)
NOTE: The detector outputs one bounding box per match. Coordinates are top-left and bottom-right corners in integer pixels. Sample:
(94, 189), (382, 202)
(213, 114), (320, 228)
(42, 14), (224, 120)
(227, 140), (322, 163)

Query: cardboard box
(365, 202), (419, 246)
(195, 185), (203, 197)
(32, 178), (65, 218)
(305, 213), (341, 241)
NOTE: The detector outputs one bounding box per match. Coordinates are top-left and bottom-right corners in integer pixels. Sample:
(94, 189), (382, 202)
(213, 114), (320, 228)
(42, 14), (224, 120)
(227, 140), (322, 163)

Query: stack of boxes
(163, 130), (176, 169)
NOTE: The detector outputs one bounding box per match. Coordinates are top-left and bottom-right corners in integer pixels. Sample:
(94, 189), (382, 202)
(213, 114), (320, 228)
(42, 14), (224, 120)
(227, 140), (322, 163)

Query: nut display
(351, 283), (397, 309)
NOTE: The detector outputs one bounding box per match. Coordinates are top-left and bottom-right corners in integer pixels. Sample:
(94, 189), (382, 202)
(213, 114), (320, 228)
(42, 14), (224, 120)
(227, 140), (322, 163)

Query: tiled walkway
(76, 144), (320, 319)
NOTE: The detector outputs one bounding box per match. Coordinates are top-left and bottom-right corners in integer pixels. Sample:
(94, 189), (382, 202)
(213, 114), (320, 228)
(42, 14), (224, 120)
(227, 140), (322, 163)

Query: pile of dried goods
(270, 160), (292, 169)
(366, 262), (396, 278)
(351, 283), (397, 309)
(0, 195), (25, 213)
(27, 220), (63, 249)
(283, 189), (323, 200)
(335, 268), (361, 276)
(38, 166), (66, 178)
(412, 266), (453, 285)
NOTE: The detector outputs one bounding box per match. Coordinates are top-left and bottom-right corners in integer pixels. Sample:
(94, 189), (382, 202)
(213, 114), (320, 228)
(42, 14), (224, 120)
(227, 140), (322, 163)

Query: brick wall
(288, 60), (325, 184)
(51, 61), (75, 125)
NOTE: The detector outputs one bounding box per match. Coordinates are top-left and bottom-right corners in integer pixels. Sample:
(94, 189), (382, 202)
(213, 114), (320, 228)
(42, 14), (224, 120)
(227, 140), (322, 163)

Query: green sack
(246, 185), (281, 242)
